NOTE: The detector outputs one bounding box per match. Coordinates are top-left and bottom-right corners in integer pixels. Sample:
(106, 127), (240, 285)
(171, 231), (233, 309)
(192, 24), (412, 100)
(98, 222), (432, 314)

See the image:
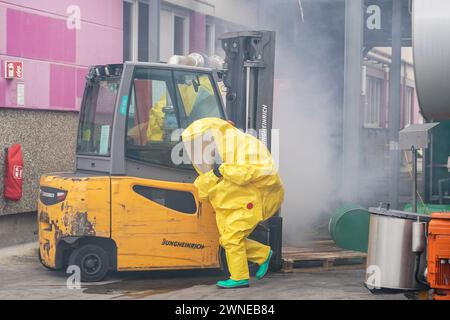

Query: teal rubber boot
(216, 279), (249, 289)
(256, 250), (273, 280)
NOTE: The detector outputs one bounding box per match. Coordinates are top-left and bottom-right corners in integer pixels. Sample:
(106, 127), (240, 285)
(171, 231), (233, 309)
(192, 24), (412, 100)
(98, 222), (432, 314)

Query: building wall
(0, 0), (123, 218)
(0, 0), (123, 111)
(165, 0), (259, 28)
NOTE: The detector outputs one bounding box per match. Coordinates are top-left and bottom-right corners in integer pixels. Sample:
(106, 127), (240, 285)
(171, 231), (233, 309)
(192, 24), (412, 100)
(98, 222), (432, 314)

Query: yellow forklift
(38, 31), (282, 282)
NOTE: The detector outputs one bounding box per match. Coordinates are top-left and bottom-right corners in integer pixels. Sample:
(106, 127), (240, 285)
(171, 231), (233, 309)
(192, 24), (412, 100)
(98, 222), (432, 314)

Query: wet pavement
(0, 242), (405, 300)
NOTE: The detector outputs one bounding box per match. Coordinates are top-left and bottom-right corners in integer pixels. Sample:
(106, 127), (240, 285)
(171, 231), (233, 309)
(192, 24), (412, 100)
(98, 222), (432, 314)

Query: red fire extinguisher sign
(4, 61), (23, 79)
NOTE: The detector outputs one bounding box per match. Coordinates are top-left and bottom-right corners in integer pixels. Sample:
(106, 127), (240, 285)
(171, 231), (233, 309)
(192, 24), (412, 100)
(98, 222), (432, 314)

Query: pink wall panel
(0, 62), (5, 107)
(0, 0), (123, 29)
(76, 22), (123, 66)
(50, 64), (76, 110)
(5, 7), (21, 56)
(22, 59), (50, 109)
(0, 0), (123, 111)
(0, 6), (6, 54)
(7, 8), (76, 63)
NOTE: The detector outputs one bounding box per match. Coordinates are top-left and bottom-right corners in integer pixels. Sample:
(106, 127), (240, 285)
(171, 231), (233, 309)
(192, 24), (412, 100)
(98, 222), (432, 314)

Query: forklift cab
(77, 62), (226, 175)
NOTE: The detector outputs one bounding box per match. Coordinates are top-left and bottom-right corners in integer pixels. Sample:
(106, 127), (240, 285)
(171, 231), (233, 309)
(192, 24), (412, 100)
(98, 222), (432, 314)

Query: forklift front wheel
(68, 244), (109, 282)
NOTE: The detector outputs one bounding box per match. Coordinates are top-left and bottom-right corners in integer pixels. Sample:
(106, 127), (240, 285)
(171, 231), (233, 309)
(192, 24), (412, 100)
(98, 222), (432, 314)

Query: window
(160, 8), (190, 62)
(364, 76), (383, 128)
(123, 1), (134, 62)
(77, 79), (120, 156)
(205, 23), (215, 56)
(173, 70), (224, 127)
(138, 1), (149, 62)
(133, 185), (197, 214)
(174, 16), (185, 55)
(123, 0), (151, 62)
(404, 86), (414, 127)
(126, 68), (178, 166)
(125, 67), (224, 168)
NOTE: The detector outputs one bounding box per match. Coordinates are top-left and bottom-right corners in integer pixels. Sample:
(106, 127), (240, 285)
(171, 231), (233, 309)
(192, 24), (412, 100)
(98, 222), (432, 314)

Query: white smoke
(217, 0), (352, 245)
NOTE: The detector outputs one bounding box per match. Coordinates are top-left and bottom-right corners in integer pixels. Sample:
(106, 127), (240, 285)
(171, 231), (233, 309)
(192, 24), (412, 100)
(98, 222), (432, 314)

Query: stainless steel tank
(413, 0), (450, 120)
(365, 208), (430, 291)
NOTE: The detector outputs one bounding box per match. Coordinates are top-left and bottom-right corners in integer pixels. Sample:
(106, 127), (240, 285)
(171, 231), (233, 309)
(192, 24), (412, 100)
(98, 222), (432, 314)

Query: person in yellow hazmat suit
(182, 118), (284, 289)
(147, 75), (216, 141)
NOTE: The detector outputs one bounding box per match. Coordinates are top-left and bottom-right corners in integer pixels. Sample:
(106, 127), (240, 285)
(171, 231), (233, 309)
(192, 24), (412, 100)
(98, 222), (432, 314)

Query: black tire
(68, 244), (109, 282)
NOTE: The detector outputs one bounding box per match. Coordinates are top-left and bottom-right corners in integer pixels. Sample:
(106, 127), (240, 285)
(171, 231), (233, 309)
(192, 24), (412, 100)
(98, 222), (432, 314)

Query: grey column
(388, 0), (402, 209)
(342, 0), (363, 202)
(148, 0), (160, 62)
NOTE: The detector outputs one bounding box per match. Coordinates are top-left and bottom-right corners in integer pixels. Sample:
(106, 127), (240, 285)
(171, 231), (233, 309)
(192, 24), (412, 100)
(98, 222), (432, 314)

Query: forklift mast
(220, 31), (282, 271)
(219, 31), (276, 150)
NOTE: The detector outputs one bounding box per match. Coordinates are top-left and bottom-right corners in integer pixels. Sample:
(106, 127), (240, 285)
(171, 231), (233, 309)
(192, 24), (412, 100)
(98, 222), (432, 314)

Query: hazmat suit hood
(182, 117), (278, 180)
(181, 118), (228, 175)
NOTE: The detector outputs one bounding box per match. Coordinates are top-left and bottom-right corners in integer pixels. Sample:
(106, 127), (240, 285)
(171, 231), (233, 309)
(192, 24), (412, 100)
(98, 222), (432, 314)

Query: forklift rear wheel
(68, 244), (109, 282)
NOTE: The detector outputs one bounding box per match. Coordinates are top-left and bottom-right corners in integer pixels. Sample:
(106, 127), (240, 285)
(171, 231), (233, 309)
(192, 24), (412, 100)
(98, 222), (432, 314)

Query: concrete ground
(0, 242), (405, 300)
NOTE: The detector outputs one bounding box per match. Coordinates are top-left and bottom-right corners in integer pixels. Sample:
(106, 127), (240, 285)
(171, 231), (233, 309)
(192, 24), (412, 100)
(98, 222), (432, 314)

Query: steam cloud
(260, 0), (345, 245)
(217, 0), (365, 245)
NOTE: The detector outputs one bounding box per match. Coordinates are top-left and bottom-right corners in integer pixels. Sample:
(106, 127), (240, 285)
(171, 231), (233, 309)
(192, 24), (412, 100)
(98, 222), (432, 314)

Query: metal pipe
(412, 146), (418, 212)
(342, 0), (363, 201)
(388, 0), (402, 209)
(248, 66), (259, 135)
(414, 253), (429, 288)
(361, 65), (367, 96)
(245, 66), (250, 132)
(366, 51), (392, 65)
(412, 220), (425, 253)
(370, 48), (414, 67)
(429, 133), (434, 201)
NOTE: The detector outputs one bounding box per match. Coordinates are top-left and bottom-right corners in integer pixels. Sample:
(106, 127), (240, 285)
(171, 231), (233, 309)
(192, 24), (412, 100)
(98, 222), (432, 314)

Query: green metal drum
(329, 204), (370, 253)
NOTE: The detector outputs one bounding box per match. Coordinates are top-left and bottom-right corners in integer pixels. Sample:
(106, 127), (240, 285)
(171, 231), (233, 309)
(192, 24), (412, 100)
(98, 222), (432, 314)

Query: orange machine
(427, 212), (450, 300)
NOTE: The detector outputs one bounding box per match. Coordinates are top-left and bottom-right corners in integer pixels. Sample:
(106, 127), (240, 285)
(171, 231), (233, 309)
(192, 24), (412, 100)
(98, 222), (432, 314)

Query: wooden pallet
(281, 240), (367, 273)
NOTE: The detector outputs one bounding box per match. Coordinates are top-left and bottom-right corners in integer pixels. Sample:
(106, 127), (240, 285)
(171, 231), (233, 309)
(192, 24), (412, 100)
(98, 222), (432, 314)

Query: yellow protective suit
(182, 118), (284, 281)
(147, 93), (167, 141)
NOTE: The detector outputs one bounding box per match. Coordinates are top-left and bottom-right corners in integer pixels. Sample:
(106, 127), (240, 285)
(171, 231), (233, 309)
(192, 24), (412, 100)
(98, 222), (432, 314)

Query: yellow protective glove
(194, 170), (221, 200)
